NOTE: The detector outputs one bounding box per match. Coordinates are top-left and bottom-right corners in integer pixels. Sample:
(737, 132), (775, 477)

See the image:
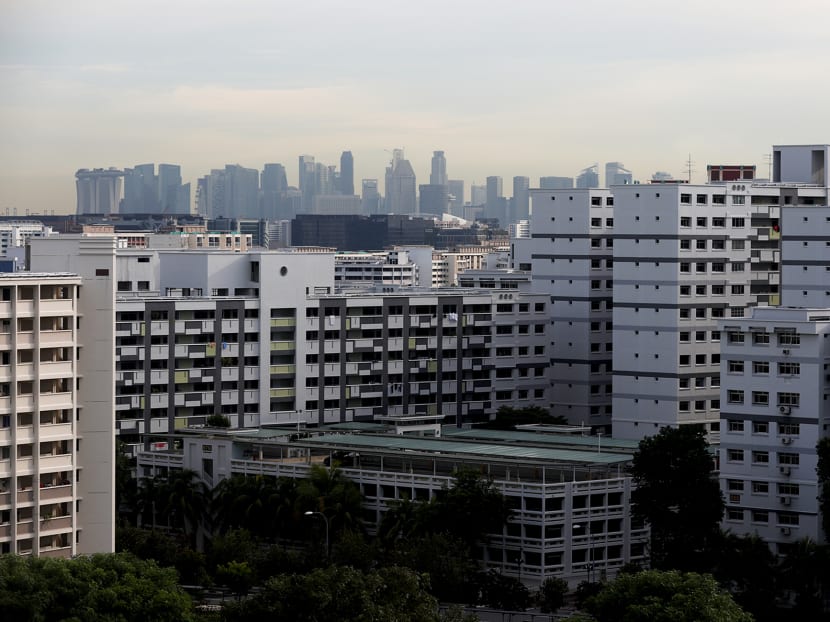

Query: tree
(0, 553), (194, 622)
(295, 464), (364, 539)
(817, 438), (830, 540)
(477, 569), (532, 610)
(221, 565), (441, 622)
(216, 560), (255, 601)
(584, 570), (753, 622)
(778, 538), (829, 617)
(630, 426), (724, 570)
(207, 413), (231, 427)
(537, 577), (569, 613)
(160, 469), (211, 545)
(711, 532), (778, 620)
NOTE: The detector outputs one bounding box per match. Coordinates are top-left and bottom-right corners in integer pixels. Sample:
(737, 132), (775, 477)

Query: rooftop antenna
(763, 152), (773, 180)
(685, 154), (695, 184)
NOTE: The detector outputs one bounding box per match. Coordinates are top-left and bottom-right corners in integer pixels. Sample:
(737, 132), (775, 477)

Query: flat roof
(299, 433), (632, 466)
(442, 428), (640, 452)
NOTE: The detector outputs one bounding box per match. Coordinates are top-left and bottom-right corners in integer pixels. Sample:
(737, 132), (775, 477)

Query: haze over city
(1, 0), (828, 214)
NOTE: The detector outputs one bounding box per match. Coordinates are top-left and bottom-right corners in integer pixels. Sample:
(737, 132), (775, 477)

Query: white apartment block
(780, 205), (830, 307)
(28, 236), (118, 554)
(0, 222), (54, 258)
(138, 426), (648, 587)
(334, 251), (420, 288)
(530, 189), (614, 430)
(28, 241), (550, 452)
(719, 307), (830, 552)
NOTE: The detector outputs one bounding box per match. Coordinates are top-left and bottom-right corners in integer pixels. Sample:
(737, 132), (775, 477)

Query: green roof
(302, 433), (632, 465)
(442, 428), (640, 452)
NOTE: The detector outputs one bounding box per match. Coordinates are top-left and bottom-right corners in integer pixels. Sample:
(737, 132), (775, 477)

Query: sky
(1, 0), (828, 215)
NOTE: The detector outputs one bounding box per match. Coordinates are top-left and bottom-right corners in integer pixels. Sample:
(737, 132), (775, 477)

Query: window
(696, 217), (707, 227)
(752, 421), (769, 434)
(712, 285), (724, 295)
(680, 239), (691, 250)
(711, 331), (721, 342)
(728, 360), (744, 373)
(680, 285), (691, 296)
(695, 331), (706, 342)
(752, 391), (769, 405)
(727, 449), (744, 462)
(727, 480), (744, 491)
(777, 392), (800, 407)
(732, 195), (746, 205)
(696, 262), (707, 273)
(117, 281), (131, 292)
(727, 509), (744, 520)
(695, 308), (707, 319)
(679, 355), (690, 366)
(731, 285), (745, 295)
(753, 333), (769, 345)
(695, 354), (706, 365)
(779, 422), (800, 436)
(753, 361), (769, 374)
(728, 390), (744, 404)
(712, 239), (725, 250)
(696, 194), (708, 205)
(728, 332), (745, 344)
(752, 481), (769, 493)
(778, 483), (800, 496)
(680, 262), (691, 273)
(732, 239), (745, 250)
(732, 218), (745, 227)
(777, 333), (800, 346)
(751, 511), (768, 523)
(679, 401), (690, 412)
(679, 308), (690, 320)
(778, 453), (800, 466)
(680, 193), (692, 204)
(779, 513), (799, 526)
(728, 420), (744, 432)
(712, 262), (725, 273)
(778, 362), (800, 376)
(713, 217), (725, 227)
(680, 217), (691, 227)
(679, 331), (690, 343)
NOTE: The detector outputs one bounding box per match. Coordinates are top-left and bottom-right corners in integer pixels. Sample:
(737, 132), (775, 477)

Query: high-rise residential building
(26, 235), (119, 555)
(339, 151), (354, 196)
(539, 176), (574, 190)
(418, 184), (449, 216)
(361, 179), (380, 215)
(385, 152), (417, 215)
(448, 180), (464, 213)
(430, 151), (448, 186)
(299, 155), (316, 212)
(512, 176), (530, 221)
(75, 168), (123, 215)
(605, 162), (633, 187)
(199, 165), (259, 220)
(719, 307), (830, 552)
(158, 164), (191, 215)
(576, 165), (600, 189)
(485, 176), (504, 223)
(530, 189), (615, 429)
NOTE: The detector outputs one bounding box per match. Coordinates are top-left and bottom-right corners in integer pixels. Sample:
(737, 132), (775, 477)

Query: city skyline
(1, 0), (828, 214)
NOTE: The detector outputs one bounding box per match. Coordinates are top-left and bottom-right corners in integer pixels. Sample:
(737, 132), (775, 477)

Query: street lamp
(573, 523), (594, 583)
(304, 511), (329, 557)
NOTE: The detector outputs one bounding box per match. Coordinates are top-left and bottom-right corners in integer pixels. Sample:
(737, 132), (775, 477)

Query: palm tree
(135, 475), (164, 530)
(296, 464), (364, 538)
(160, 469), (211, 546)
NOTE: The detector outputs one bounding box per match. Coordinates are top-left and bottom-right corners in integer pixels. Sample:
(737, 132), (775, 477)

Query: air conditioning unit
(781, 437), (792, 445)
(779, 496), (791, 506)
(779, 405), (791, 415)
(780, 527), (791, 535)
(782, 349), (791, 355)
(780, 466), (791, 476)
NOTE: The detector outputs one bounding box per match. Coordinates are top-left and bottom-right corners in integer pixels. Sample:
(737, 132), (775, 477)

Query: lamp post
(573, 523), (594, 583)
(304, 511), (329, 557)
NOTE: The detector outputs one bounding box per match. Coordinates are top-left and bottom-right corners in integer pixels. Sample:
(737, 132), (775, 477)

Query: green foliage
(207, 414), (231, 427)
(117, 524), (209, 585)
(537, 576), (569, 613)
(584, 570), (753, 622)
(630, 426), (724, 570)
(296, 464), (364, 538)
(711, 533), (778, 619)
(212, 475), (298, 541)
(476, 569), (532, 610)
(817, 438), (830, 540)
(0, 552), (194, 622)
(778, 538), (830, 617)
(216, 560), (255, 600)
(480, 405), (568, 430)
(221, 565), (440, 622)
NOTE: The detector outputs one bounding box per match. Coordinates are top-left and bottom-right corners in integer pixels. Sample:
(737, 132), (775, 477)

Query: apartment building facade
(719, 307), (830, 551)
(529, 189), (614, 430)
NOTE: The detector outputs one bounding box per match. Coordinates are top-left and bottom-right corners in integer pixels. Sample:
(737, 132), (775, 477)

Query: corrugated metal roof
(442, 428), (640, 451)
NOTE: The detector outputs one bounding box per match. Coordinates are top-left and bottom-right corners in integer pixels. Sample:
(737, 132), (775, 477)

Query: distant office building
(430, 151), (448, 186)
(385, 151), (417, 215)
(311, 194), (362, 215)
(605, 162), (633, 186)
(539, 176), (574, 190)
(75, 168), (123, 215)
(198, 165), (258, 220)
(486, 176), (504, 223)
(470, 185), (487, 207)
(158, 164), (190, 215)
(291, 214), (433, 251)
(448, 180), (464, 213)
(419, 184), (449, 216)
(260, 163), (288, 220)
(362, 179), (380, 215)
(512, 176), (530, 221)
(122, 164), (158, 214)
(576, 165), (600, 189)
(339, 151), (354, 196)
(651, 171), (675, 182)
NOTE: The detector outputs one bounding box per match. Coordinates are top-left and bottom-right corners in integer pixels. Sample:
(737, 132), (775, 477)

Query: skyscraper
(418, 184), (449, 215)
(339, 151), (354, 196)
(430, 151), (448, 186)
(512, 176), (530, 221)
(576, 165), (600, 189)
(75, 168), (123, 215)
(261, 163), (288, 219)
(605, 162), (633, 186)
(539, 176), (574, 189)
(158, 163), (190, 214)
(361, 179), (380, 214)
(486, 176), (504, 223)
(385, 150), (417, 215)
(448, 179), (464, 214)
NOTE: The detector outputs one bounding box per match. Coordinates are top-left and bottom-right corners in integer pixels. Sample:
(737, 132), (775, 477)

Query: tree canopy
(582, 570), (753, 622)
(0, 552), (194, 622)
(630, 426), (724, 570)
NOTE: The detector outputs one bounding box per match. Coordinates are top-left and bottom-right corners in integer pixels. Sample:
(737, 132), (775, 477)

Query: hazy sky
(1, 0), (828, 214)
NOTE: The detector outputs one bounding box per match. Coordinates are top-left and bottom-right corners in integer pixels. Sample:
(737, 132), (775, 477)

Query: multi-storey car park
(136, 423), (648, 586)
